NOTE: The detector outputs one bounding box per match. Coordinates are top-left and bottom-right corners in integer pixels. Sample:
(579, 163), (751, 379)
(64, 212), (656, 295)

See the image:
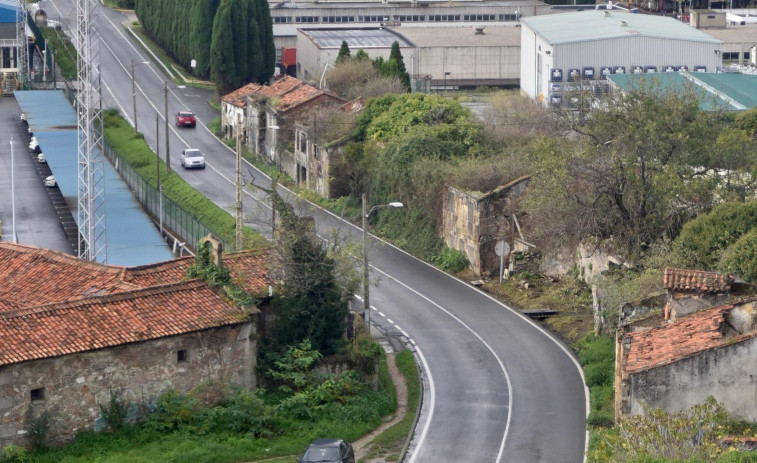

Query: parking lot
(0, 95), (72, 253)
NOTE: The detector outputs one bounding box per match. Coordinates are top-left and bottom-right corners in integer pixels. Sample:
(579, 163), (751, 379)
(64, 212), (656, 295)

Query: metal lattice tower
(16, 0), (28, 88)
(76, 0), (107, 263)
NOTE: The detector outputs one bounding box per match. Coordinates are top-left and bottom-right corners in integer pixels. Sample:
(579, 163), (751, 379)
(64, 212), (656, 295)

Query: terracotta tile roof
(0, 242), (134, 309)
(124, 250), (271, 295)
(623, 302), (757, 374)
(221, 83), (264, 108)
(0, 280), (248, 366)
(124, 256), (194, 287)
(663, 267), (733, 293)
(223, 250), (272, 295)
(255, 75), (304, 99)
(0, 243), (272, 311)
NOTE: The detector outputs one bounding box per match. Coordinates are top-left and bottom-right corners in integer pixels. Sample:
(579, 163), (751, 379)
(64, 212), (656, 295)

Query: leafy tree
(354, 93), (479, 148)
(596, 397), (729, 462)
(336, 40), (351, 63)
(354, 49), (370, 61)
(257, 182), (351, 358)
(734, 107), (757, 137)
(524, 85), (729, 258)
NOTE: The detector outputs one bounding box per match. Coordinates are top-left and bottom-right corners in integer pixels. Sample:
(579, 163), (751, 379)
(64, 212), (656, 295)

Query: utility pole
(156, 113), (163, 236)
(235, 114), (243, 251)
(164, 81), (170, 173)
(362, 193), (370, 330)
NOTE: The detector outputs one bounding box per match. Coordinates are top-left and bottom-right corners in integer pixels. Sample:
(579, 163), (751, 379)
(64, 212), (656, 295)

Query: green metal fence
(103, 144), (232, 252)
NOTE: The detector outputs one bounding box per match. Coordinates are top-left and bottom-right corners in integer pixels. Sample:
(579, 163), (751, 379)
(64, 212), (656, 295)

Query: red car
(175, 111), (196, 128)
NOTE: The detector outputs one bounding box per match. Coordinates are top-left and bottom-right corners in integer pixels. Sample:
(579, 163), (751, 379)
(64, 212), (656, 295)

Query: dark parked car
(175, 111), (196, 128)
(299, 439), (355, 463)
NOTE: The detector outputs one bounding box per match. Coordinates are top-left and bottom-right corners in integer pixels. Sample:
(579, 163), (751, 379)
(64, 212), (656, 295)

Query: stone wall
(619, 335), (757, 422)
(441, 177), (529, 277)
(0, 323), (256, 449)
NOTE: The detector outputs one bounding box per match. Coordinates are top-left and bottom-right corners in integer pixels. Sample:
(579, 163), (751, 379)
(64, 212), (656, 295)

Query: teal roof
(0, 1), (20, 23)
(521, 10), (722, 45)
(606, 72), (757, 111)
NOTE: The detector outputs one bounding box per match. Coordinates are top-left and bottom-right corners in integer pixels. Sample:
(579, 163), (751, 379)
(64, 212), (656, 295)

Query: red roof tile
(663, 267), (733, 293)
(124, 250), (271, 295)
(0, 281), (247, 366)
(623, 302), (757, 374)
(0, 242), (134, 308)
(221, 83), (264, 108)
(254, 75), (304, 100)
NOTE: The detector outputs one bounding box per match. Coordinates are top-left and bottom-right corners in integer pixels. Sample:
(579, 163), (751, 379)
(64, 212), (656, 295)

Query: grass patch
(39, 26), (77, 80)
(103, 109), (268, 250)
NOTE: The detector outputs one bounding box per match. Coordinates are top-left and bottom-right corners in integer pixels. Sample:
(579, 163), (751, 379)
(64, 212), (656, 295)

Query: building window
(30, 387), (45, 402)
(177, 350), (188, 363)
(273, 17), (292, 23)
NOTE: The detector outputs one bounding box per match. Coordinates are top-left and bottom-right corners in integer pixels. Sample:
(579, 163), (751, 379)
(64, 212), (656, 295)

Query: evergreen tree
(210, 1), (236, 94)
(354, 49), (370, 61)
(246, 0), (264, 84)
(336, 40), (351, 63)
(189, 0), (219, 77)
(389, 41), (410, 90)
(255, 0), (276, 82)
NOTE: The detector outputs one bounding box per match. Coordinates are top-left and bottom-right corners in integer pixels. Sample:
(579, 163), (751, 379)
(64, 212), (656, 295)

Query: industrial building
(519, 10), (723, 106)
(269, 0), (549, 50)
(297, 25), (521, 91)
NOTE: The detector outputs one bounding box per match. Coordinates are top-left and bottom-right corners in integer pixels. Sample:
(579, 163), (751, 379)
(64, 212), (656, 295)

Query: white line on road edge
(371, 267), (512, 463)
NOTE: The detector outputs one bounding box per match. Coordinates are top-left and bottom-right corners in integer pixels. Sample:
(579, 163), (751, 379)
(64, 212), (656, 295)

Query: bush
(0, 445), (30, 463)
(673, 202), (757, 270)
(584, 362), (613, 388)
(720, 228), (757, 282)
(99, 390), (129, 432)
(434, 247), (469, 273)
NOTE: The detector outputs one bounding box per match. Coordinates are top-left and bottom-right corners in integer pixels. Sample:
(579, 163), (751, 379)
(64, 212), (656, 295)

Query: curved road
(42, 2), (587, 461)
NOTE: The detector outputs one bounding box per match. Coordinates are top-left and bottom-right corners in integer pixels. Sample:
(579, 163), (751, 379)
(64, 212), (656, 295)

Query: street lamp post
(444, 71), (451, 93)
(131, 60), (150, 135)
(10, 138), (17, 243)
(362, 194), (403, 331)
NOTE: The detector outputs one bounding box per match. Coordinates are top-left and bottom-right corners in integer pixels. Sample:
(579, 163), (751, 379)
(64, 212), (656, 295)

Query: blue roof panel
(15, 90), (175, 266)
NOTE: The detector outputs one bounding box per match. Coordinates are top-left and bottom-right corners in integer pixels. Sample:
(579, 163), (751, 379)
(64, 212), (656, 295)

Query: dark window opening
(177, 350), (188, 363)
(31, 388), (45, 401)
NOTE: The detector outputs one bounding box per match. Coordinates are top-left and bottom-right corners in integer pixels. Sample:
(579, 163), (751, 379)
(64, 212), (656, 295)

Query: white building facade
(520, 11), (723, 106)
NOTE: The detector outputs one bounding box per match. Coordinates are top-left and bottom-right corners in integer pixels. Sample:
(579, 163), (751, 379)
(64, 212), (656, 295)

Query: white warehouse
(520, 10), (723, 106)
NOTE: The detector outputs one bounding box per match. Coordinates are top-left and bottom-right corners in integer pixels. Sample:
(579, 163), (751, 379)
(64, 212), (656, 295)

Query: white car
(180, 148), (205, 169)
(44, 175), (56, 188)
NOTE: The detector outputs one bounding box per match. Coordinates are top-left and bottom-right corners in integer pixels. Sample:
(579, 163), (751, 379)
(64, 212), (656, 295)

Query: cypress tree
(389, 41), (410, 90)
(189, 0), (219, 77)
(210, 1), (236, 94)
(246, 0), (264, 84)
(336, 40), (351, 63)
(255, 0), (276, 82)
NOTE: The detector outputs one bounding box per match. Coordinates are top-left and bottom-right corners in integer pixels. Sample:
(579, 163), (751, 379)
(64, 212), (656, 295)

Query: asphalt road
(42, 2), (588, 461)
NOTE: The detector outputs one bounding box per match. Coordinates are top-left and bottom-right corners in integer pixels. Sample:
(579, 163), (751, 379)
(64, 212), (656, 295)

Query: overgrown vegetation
(38, 26), (77, 81)
(577, 335), (615, 428)
(14, 344), (397, 463)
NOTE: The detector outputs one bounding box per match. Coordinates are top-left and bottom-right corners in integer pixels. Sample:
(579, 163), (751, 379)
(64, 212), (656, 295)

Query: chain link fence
(103, 144), (232, 252)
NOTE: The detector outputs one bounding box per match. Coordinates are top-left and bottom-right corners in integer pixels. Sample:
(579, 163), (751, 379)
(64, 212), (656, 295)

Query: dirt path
(352, 352), (409, 462)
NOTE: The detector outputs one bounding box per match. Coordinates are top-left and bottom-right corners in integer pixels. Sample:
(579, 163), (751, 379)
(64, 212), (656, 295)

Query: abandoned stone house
(0, 242), (271, 450)
(221, 82), (263, 140)
(229, 76), (345, 168)
(291, 99), (365, 198)
(441, 175), (530, 276)
(613, 268), (757, 422)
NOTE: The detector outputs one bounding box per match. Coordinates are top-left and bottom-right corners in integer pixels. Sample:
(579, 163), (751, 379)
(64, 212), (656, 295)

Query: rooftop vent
(619, 20), (627, 26)
(474, 26), (485, 34)
(604, 10), (611, 17)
